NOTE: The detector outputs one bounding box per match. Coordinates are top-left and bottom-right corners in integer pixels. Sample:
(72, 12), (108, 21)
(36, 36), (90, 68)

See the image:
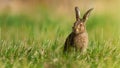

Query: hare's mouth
(74, 28), (85, 34)
(74, 28), (80, 34)
(76, 29), (79, 33)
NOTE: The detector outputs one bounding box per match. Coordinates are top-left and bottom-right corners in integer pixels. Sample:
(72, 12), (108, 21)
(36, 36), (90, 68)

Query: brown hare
(63, 7), (93, 53)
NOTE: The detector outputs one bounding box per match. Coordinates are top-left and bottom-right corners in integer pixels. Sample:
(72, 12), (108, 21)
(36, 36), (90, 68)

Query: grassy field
(1, 7), (120, 68)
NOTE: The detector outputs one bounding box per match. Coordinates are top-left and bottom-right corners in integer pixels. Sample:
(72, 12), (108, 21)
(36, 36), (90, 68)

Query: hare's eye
(80, 23), (83, 26)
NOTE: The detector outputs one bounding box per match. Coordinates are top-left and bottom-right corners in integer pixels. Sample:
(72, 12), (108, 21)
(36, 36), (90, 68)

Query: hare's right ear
(75, 7), (81, 21)
(82, 8), (94, 22)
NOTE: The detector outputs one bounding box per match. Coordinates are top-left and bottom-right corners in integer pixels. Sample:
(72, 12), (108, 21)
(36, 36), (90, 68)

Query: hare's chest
(74, 33), (88, 48)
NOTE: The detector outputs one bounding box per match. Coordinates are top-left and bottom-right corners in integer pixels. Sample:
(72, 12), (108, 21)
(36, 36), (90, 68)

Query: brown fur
(63, 7), (93, 53)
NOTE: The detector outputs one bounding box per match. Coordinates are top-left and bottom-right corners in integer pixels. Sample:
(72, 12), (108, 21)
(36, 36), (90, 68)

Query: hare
(63, 7), (93, 53)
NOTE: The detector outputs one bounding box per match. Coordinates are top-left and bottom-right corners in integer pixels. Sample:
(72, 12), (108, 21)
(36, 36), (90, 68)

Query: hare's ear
(82, 8), (93, 22)
(75, 7), (81, 21)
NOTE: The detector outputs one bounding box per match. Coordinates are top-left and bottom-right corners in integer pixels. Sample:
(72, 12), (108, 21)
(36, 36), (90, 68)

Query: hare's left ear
(75, 7), (81, 21)
(82, 8), (94, 22)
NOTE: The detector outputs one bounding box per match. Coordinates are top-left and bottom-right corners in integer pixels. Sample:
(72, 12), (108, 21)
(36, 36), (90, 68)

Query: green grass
(1, 10), (120, 68)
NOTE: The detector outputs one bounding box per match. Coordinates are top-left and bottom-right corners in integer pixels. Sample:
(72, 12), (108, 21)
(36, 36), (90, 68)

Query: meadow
(1, 6), (120, 68)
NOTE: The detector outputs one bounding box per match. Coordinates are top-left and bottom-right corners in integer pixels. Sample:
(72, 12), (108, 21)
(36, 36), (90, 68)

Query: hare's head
(72, 7), (93, 34)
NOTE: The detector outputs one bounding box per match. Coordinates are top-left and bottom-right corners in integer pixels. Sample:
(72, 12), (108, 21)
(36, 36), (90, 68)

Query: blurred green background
(1, 0), (120, 68)
(1, 0), (120, 40)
